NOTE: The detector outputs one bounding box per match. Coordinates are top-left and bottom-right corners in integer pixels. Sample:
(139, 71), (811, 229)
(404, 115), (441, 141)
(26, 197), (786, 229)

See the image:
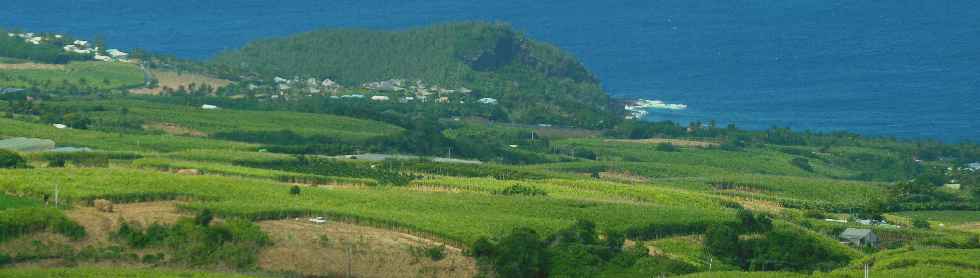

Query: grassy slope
(0, 117), (255, 153)
(51, 99), (403, 141)
(0, 195), (39, 210)
(0, 61), (143, 90)
(891, 211), (980, 225)
(0, 168), (733, 245)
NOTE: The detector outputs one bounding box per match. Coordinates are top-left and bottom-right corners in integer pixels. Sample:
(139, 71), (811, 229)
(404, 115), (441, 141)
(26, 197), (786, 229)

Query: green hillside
(210, 22), (621, 128)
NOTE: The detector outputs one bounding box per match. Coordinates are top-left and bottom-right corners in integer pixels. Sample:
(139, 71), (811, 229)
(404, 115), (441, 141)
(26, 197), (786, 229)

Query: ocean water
(3, 0), (978, 142)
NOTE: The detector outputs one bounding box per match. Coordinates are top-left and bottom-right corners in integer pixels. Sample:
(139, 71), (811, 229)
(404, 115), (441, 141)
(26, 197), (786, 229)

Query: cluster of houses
(7, 32), (49, 45)
(6, 31), (129, 62)
(259, 77), (498, 105)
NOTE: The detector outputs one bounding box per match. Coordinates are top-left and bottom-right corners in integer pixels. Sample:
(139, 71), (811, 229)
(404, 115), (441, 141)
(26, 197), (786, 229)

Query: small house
(106, 49), (128, 59)
(370, 95), (390, 101)
(478, 98), (498, 105)
(839, 228), (879, 248)
(93, 54), (112, 62)
(967, 162), (980, 171)
(201, 104), (219, 110)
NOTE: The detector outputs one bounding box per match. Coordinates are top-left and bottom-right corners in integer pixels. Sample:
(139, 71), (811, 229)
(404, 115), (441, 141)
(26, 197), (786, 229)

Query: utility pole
(347, 245), (353, 278)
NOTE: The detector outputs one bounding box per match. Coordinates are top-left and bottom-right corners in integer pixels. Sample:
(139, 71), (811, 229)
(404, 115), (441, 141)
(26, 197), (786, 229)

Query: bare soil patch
(143, 122), (208, 137)
(65, 201), (186, 246)
(130, 70), (232, 95)
(257, 219), (477, 278)
(605, 138), (720, 148)
(0, 62), (65, 70)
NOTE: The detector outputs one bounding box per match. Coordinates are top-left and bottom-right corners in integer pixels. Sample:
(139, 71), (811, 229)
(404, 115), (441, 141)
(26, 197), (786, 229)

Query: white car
(308, 217), (327, 224)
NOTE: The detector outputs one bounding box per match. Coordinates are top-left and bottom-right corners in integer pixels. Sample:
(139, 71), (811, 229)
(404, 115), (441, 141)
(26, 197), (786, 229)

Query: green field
(0, 195), (39, 210)
(892, 211), (980, 225)
(0, 61), (144, 90)
(0, 117), (256, 153)
(0, 168), (734, 245)
(47, 100), (404, 142)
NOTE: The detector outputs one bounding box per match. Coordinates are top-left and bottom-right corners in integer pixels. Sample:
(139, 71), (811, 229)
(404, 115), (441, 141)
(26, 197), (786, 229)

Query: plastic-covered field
(0, 137), (55, 152)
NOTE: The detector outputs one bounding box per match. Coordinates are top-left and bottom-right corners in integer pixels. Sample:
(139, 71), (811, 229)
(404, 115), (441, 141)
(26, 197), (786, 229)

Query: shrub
(0, 149), (27, 169)
(912, 218), (930, 229)
(803, 209), (825, 219)
(791, 158), (814, 172)
(0, 208), (86, 242)
(94, 199), (114, 212)
(289, 185), (301, 195)
(412, 245), (447, 261)
(498, 185), (548, 197)
(655, 143), (678, 152)
(194, 209), (213, 226)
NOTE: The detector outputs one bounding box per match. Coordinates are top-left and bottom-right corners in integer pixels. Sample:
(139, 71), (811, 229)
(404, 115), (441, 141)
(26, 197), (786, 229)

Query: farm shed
(839, 228), (879, 248)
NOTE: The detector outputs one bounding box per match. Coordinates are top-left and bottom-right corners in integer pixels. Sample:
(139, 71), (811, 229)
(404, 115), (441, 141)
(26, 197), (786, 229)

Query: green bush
(0, 149), (27, 169)
(790, 158), (814, 172)
(112, 217), (269, 269)
(498, 184), (548, 197)
(912, 218), (930, 229)
(289, 185), (301, 195)
(656, 143), (678, 152)
(0, 208), (86, 242)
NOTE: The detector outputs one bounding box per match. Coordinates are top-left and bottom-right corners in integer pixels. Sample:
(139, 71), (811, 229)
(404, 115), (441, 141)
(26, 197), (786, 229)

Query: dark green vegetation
(209, 22), (622, 128)
(1, 23), (978, 277)
(0, 149), (28, 168)
(0, 29), (92, 64)
(112, 210), (270, 269)
(0, 207), (86, 243)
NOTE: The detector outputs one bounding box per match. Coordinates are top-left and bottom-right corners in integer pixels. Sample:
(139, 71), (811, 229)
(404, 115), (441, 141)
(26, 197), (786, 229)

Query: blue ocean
(3, 0), (978, 142)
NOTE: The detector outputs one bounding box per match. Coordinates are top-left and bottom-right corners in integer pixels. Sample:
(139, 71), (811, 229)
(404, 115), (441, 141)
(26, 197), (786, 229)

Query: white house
(93, 54), (112, 62)
(370, 95), (390, 101)
(478, 98), (498, 105)
(73, 40), (89, 46)
(106, 49), (128, 58)
(201, 104), (219, 110)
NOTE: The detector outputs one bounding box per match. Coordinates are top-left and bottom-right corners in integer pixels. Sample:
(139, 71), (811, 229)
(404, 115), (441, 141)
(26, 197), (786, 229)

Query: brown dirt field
(257, 219), (477, 278)
(142, 122), (208, 137)
(598, 171), (650, 184)
(730, 197), (784, 214)
(951, 222), (980, 234)
(65, 201), (187, 246)
(130, 70), (232, 95)
(604, 138), (720, 148)
(0, 62), (65, 70)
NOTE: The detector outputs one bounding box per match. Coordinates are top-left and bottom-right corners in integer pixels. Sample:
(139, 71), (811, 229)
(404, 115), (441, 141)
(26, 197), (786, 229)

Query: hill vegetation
(209, 22), (622, 128)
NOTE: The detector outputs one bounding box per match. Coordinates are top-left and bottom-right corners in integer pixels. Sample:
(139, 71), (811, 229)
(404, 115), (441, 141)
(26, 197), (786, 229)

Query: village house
(478, 98), (498, 105)
(839, 228), (879, 248)
(370, 95), (390, 101)
(967, 162), (980, 172)
(107, 49), (129, 59)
